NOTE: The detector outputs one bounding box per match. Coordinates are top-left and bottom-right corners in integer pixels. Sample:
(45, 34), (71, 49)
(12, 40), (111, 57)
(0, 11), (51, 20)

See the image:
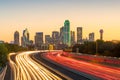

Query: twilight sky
(0, 0), (120, 42)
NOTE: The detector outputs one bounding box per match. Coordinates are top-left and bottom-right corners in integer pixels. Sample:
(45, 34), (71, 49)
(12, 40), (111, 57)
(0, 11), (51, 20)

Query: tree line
(72, 40), (120, 57)
(0, 43), (28, 67)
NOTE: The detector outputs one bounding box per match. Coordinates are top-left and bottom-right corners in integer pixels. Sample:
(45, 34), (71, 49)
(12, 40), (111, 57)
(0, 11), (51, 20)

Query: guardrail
(0, 66), (7, 80)
(62, 52), (120, 66)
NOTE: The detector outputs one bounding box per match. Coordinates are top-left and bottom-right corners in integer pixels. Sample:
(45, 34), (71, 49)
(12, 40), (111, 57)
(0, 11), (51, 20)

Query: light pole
(96, 40), (98, 54)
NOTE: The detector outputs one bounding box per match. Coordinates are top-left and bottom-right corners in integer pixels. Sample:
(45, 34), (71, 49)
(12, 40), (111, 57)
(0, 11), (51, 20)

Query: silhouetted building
(35, 32), (43, 50)
(89, 32), (94, 42)
(63, 20), (71, 47)
(100, 29), (103, 40)
(71, 31), (75, 45)
(45, 35), (53, 44)
(45, 35), (50, 44)
(14, 31), (19, 45)
(77, 27), (82, 44)
(60, 26), (64, 44)
(52, 31), (59, 44)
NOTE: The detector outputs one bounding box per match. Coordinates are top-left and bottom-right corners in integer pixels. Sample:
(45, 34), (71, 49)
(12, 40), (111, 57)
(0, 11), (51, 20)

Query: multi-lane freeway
(4, 51), (93, 80)
(3, 51), (120, 80)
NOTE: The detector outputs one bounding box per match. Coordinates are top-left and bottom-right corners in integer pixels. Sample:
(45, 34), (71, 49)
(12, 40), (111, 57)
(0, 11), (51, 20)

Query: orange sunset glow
(0, 0), (120, 42)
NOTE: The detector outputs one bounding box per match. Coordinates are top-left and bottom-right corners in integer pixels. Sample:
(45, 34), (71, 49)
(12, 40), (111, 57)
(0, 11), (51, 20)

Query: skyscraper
(52, 31), (59, 40)
(63, 20), (71, 47)
(21, 28), (30, 47)
(35, 32), (43, 49)
(45, 35), (53, 44)
(99, 29), (104, 40)
(89, 32), (94, 42)
(60, 26), (64, 44)
(71, 31), (75, 45)
(52, 31), (59, 44)
(77, 27), (82, 44)
(45, 35), (50, 44)
(14, 31), (19, 45)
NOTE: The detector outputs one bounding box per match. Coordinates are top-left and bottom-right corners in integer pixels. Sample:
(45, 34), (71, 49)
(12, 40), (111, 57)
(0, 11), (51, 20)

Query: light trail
(8, 51), (62, 80)
(45, 52), (120, 80)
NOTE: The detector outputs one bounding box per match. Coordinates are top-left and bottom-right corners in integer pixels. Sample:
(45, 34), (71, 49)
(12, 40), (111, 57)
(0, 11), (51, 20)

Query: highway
(45, 51), (120, 80)
(4, 51), (120, 80)
(32, 52), (91, 80)
(7, 51), (63, 80)
(4, 51), (95, 80)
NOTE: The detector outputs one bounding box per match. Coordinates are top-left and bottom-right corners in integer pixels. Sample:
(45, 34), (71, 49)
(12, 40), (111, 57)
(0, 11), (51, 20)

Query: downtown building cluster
(14, 20), (103, 50)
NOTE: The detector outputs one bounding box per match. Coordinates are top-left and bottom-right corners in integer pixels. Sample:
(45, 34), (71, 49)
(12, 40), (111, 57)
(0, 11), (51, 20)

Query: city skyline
(0, 0), (120, 42)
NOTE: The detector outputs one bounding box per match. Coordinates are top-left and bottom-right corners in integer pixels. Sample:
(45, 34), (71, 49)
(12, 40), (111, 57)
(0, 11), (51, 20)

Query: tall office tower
(21, 28), (30, 47)
(60, 26), (64, 44)
(71, 31), (75, 45)
(77, 27), (82, 44)
(35, 32), (43, 49)
(52, 31), (59, 44)
(14, 31), (19, 45)
(45, 35), (53, 44)
(99, 29), (104, 40)
(45, 35), (50, 44)
(63, 20), (71, 47)
(89, 32), (95, 42)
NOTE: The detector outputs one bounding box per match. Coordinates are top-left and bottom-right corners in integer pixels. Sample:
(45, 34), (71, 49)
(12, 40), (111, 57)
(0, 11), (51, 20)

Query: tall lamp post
(96, 40), (98, 54)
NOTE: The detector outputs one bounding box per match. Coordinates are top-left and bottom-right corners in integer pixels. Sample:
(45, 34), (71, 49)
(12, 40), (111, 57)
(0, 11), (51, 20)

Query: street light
(96, 40), (98, 54)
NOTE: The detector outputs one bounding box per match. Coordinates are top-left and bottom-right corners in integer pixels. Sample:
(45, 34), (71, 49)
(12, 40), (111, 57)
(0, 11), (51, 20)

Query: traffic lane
(30, 53), (72, 80)
(15, 51), (62, 80)
(33, 52), (90, 80)
(8, 51), (62, 80)
(45, 52), (120, 80)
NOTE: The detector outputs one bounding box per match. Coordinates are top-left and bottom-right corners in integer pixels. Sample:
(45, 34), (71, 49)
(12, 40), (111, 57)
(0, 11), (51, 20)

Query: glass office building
(63, 20), (71, 47)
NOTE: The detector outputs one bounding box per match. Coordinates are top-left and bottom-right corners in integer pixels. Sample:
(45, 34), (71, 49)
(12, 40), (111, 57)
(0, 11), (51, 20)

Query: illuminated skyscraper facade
(63, 20), (71, 47)
(14, 31), (19, 45)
